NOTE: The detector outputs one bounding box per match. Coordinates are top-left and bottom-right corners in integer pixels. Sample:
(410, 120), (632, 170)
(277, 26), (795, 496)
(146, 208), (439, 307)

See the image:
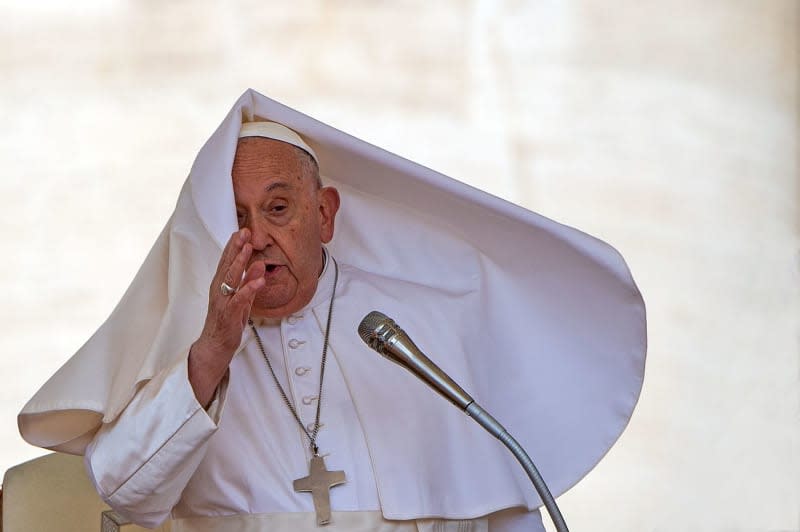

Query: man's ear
(318, 186), (340, 243)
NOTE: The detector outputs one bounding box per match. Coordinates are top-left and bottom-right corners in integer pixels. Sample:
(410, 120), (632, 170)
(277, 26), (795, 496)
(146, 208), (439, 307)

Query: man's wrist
(188, 339), (232, 408)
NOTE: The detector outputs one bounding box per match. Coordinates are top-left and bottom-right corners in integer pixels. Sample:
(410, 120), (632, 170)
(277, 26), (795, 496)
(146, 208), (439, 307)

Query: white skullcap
(239, 121), (319, 165)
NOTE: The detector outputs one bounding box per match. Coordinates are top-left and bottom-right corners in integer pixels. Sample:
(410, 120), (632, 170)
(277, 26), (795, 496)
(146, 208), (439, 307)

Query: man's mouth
(263, 263), (284, 276)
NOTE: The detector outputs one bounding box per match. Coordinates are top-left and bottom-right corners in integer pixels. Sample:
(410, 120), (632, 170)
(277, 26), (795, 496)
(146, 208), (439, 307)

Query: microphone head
(358, 311), (397, 354)
(358, 309), (476, 410)
(358, 311), (388, 341)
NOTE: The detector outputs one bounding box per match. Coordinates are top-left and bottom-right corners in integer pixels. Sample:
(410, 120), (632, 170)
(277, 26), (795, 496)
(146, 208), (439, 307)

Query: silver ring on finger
(220, 282), (237, 296)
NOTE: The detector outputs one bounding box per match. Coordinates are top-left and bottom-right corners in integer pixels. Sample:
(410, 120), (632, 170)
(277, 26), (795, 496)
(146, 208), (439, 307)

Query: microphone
(357, 310), (474, 410)
(357, 310), (570, 532)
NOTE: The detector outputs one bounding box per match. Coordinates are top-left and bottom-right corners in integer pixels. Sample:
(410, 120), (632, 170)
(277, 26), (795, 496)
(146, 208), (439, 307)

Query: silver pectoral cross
(293, 454), (347, 526)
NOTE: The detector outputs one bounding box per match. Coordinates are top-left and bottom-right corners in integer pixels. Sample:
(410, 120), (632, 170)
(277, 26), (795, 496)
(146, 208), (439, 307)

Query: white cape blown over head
(19, 88), (646, 512)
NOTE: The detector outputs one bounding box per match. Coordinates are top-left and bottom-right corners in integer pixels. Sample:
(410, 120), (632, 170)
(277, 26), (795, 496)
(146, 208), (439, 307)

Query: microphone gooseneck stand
(358, 311), (569, 532)
(465, 403), (569, 532)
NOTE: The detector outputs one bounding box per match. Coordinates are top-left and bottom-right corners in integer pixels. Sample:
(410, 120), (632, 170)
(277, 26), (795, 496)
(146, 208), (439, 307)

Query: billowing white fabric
(19, 89), (646, 519)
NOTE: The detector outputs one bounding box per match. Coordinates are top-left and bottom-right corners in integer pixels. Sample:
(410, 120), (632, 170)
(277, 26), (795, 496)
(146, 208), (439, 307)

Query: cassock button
(288, 339), (306, 349)
(302, 395), (318, 405)
(295, 366), (311, 376)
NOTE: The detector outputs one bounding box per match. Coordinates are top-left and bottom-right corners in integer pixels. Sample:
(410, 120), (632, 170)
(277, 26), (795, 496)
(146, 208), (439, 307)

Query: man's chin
(250, 281), (317, 320)
(251, 301), (293, 320)
(250, 290), (312, 319)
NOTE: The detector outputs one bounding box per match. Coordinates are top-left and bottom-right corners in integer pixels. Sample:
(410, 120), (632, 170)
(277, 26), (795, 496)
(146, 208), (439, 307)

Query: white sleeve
(84, 355), (228, 528)
(488, 507), (546, 532)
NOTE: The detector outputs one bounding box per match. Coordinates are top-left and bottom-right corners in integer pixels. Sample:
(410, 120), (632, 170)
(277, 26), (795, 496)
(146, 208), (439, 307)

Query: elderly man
(19, 90), (646, 531)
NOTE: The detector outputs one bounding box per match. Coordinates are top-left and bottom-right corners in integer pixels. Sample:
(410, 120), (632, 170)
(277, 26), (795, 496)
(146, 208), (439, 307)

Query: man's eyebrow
(265, 182), (293, 193)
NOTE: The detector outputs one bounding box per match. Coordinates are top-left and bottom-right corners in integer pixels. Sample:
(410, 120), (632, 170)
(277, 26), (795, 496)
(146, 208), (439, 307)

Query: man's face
(232, 137), (339, 318)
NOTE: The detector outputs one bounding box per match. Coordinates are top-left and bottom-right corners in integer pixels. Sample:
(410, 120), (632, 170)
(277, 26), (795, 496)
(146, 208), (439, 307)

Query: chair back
(2, 453), (170, 532)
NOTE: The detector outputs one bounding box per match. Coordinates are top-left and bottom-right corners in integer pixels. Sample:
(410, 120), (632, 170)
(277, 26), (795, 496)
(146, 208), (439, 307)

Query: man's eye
(270, 204), (288, 213)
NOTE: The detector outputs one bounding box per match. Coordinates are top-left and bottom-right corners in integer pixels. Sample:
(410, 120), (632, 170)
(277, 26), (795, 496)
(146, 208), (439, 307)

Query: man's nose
(247, 221), (274, 250)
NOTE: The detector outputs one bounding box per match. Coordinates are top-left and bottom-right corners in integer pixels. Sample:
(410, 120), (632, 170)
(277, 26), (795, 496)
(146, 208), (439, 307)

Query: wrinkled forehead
(232, 137), (321, 197)
(239, 121), (319, 167)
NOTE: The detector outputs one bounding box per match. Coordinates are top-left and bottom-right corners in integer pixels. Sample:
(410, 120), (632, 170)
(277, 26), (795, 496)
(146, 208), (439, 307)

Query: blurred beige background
(1, 1), (797, 531)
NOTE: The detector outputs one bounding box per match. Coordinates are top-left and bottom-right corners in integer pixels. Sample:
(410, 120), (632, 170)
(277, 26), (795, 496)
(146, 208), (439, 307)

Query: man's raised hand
(188, 229), (265, 407)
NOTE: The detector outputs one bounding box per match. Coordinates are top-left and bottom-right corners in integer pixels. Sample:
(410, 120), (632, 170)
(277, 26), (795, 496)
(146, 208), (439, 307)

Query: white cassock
(19, 89), (647, 531)
(85, 253), (545, 531)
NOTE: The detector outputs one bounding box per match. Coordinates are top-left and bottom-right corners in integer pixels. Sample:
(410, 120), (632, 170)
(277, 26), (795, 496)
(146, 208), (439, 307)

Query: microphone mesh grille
(358, 310), (389, 344)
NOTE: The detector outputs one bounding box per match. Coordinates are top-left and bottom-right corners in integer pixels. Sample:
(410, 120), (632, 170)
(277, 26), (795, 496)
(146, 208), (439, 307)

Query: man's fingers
(243, 260), (266, 285)
(215, 229), (250, 284)
(225, 242), (253, 288)
(228, 276), (265, 323)
(230, 263), (265, 307)
(206, 273), (262, 345)
(220, 229), (245, 268)
(225, 259), (264, 310)
(198, 229), (258, 353)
